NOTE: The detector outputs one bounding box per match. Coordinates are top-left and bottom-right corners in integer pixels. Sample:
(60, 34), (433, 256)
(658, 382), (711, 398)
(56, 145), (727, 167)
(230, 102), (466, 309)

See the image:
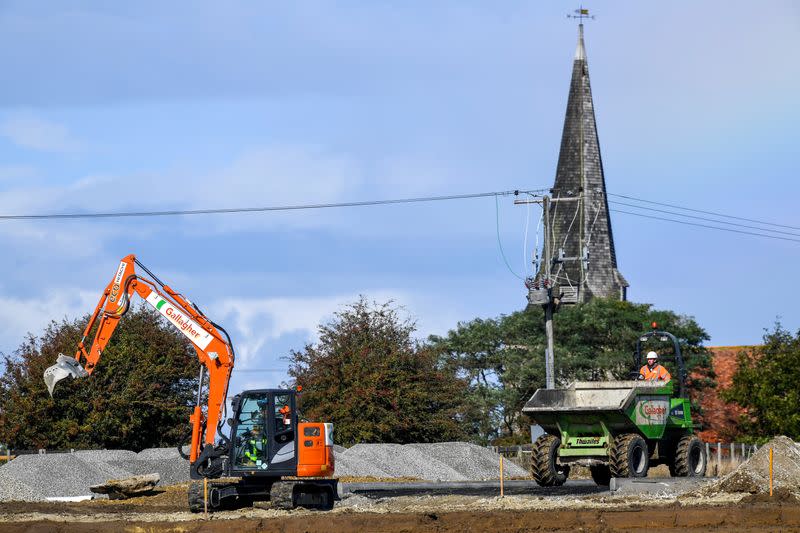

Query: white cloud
(211, 291), (410, 366)
(0, 289), (98, 354)
(0, 116), (85, 153)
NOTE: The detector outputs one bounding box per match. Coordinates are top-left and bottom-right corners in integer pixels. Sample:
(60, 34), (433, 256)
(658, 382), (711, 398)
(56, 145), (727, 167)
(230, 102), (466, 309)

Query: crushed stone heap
(699, 436), (800, 496)
(0, 442), (529, 501)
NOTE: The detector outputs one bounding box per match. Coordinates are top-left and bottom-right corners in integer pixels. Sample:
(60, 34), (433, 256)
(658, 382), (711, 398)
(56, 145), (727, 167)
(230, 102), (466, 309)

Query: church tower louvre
(544, 23), (628, 303)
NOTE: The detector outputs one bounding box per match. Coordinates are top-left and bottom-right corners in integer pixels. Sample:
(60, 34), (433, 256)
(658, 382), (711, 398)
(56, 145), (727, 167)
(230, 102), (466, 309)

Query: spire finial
(567, 7), (594, 61)
(566, 6), (595, 24)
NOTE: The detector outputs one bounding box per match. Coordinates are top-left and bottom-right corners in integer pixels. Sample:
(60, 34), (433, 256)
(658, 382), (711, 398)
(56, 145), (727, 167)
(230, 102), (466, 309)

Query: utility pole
(516, 193), (582, 389)
(542, 196), (555, 389)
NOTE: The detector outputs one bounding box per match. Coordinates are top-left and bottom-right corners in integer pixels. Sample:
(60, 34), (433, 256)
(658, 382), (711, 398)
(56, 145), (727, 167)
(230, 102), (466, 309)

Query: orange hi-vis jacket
(639, 363), (671, 382)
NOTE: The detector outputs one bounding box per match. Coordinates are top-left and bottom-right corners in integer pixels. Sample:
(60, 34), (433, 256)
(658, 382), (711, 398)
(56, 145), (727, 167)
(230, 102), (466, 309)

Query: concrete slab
(609, 477), (714, 495)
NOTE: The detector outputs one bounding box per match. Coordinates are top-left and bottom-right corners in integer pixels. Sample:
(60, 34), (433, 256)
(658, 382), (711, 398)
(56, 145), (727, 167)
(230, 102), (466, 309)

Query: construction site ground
(1, 483), (799, 532)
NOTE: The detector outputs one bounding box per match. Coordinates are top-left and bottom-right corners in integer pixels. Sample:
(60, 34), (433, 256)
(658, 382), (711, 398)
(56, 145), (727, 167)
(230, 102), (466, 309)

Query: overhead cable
(609, 192), (800, 231)
(495, 195), (525, 280)
(609, 200), (800, 238)
(611, 209), (800, 244)
(0, 189), (546, 221)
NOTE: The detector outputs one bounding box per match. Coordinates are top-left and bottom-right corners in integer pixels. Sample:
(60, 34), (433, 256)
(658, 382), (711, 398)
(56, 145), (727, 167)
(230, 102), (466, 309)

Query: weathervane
(567, 6), (595, 23)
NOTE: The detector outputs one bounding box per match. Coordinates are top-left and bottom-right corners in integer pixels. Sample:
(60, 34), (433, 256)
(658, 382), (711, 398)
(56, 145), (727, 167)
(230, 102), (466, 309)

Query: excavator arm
(44, 254), (235, 470)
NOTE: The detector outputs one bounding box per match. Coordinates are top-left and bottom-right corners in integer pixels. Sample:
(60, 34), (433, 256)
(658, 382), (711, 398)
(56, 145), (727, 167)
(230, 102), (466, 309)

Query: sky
(0, 1), (798, 397)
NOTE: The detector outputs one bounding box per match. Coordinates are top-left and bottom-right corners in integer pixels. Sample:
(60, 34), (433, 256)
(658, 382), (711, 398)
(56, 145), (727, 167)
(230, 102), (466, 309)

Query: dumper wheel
(531, 434), (569, 487)
(610, 433), (649, 478)
(672, 435), (707, 477)
(590, 464), (611, 486)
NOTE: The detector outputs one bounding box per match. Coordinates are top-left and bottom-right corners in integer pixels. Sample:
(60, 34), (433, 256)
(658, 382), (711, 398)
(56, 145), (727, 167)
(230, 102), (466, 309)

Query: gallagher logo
(638, 401), (667, 421)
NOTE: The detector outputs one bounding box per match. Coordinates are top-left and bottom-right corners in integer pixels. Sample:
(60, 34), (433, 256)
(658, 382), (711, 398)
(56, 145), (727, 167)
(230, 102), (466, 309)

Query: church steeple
(546, 22), (628, 303)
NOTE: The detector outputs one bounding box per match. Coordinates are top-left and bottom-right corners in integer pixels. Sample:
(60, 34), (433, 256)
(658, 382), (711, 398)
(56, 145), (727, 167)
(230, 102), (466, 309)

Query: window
(274, 393), (293, 434)
(234, 394), (269, 467)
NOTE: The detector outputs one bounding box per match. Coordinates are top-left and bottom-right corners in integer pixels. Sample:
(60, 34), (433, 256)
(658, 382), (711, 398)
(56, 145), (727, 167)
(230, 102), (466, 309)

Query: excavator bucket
(44, 354), (89, 396)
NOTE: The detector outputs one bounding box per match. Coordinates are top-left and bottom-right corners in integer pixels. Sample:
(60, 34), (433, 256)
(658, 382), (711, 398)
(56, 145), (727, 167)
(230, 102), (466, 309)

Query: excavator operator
(243, 424), (268, 466)
(639, 351), (671, 382)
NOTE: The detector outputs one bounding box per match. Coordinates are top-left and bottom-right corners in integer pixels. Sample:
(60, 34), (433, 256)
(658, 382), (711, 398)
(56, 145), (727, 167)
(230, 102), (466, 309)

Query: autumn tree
(722, 323), (800, 442)
(0, 306), (200, 450)
(430, 298), (713, 444)
(288, 298), (468, 446)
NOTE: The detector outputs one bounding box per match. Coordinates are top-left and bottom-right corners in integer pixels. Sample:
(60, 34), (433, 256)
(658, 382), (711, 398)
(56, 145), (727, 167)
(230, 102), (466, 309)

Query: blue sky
(0, 1), (798, 396)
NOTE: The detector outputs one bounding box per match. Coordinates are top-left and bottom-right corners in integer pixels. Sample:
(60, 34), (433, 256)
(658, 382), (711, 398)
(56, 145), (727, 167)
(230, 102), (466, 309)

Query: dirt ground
(1, 485), (800, 532)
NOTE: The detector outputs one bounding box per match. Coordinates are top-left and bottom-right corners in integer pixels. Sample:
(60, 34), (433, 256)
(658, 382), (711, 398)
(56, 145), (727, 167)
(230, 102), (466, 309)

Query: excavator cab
(230, 390), (297, 475)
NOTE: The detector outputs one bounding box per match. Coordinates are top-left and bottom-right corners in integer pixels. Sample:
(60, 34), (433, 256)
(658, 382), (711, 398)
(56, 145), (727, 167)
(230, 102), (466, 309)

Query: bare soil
(1, 485), (799, 532)
(0, 502), (798, 532)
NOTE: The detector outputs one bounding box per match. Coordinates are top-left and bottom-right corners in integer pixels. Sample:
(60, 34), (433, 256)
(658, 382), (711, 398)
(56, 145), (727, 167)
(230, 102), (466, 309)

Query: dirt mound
(740, 487), (800, 504)
(699, 436), (800, 496)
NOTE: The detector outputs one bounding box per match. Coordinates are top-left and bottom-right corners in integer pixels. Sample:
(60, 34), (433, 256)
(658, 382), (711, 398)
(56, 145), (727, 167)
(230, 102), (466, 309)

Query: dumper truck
(523, 325), (707, 486)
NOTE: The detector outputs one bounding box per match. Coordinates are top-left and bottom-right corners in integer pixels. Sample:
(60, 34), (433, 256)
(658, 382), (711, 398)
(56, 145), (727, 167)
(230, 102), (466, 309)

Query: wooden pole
(769, 447), (773, 497)
(500, 455), (505, 498)
(204, 477), (209, 518)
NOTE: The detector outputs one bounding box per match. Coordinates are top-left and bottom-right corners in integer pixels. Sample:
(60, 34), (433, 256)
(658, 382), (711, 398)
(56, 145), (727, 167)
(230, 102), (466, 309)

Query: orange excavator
(44, 254), (337, 511)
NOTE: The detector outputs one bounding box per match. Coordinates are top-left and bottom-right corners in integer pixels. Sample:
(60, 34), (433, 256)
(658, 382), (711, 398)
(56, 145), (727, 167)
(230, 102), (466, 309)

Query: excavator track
(269, 481), (296, 510)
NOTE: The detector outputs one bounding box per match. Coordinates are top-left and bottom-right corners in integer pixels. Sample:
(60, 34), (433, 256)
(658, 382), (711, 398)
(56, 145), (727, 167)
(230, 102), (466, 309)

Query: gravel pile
(0, 473), (41, 502)
(334, 450), (393, 478)
(0, 442), (527, 500)
(345, 443), (467, 481)
(698, 436), (800, 496)
(336, 443), (525, 481)
(125, 448), (190, 485)
(408, 442), (529, 480)
(0, 453), (121, 500)
(0, 448), (191, 502)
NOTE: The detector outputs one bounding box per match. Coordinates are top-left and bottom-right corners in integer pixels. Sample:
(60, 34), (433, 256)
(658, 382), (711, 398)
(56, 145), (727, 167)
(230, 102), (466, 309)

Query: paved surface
(341, 479), (603, 498)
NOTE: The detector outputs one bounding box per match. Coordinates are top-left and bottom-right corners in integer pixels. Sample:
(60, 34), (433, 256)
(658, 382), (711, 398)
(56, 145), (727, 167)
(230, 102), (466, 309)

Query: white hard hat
(646, 351), (658, 360)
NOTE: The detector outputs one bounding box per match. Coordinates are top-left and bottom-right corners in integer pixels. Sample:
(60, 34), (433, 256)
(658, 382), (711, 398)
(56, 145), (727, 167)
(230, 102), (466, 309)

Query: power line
(611, 209), (800, 244)
(495, 195), (525, 280)
(609, 192), (800, 231)
(609, 200), (800, 238)
(0, 190), (545, 221)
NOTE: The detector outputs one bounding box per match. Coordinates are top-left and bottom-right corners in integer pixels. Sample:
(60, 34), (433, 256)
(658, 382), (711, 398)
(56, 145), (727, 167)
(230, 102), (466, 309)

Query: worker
(243, 424), (268, 465)
(639, 351), (671, 382)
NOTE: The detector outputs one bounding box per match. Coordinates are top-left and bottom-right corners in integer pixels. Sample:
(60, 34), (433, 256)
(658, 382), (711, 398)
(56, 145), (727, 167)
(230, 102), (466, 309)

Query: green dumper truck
(523, 327), (707, 486)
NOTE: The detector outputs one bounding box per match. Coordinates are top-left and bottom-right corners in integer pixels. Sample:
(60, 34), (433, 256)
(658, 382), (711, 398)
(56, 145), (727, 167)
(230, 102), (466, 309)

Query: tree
(430, 298), (713, 444)
(0, 306), (200, 450)
(722, 323), (800, 442)
(287, 298), (468, 446)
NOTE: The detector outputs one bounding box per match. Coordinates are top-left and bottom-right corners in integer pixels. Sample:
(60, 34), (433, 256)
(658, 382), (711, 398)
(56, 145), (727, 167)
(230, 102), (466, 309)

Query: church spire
(575, 23), (586, 61)
(543, 19), (628, 303)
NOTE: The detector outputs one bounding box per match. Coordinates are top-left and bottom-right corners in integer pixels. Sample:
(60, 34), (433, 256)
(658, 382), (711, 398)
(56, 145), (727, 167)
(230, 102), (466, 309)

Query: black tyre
(672, 435), (707, 477)
(590, 464), (612, 486)
(531, 434), (569, 487)
(609, 433), (649, 478)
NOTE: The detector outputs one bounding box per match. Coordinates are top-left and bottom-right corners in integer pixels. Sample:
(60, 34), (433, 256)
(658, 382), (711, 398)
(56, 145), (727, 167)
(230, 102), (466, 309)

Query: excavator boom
(44, 254), (235, 465)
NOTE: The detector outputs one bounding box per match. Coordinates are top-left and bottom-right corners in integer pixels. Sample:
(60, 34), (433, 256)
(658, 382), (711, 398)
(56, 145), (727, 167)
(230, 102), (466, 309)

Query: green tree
(287, 298), (468, 446)
(0, 306), (200, 450)
(430, 298), (713, 444)
(722, 323), (800, 442)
